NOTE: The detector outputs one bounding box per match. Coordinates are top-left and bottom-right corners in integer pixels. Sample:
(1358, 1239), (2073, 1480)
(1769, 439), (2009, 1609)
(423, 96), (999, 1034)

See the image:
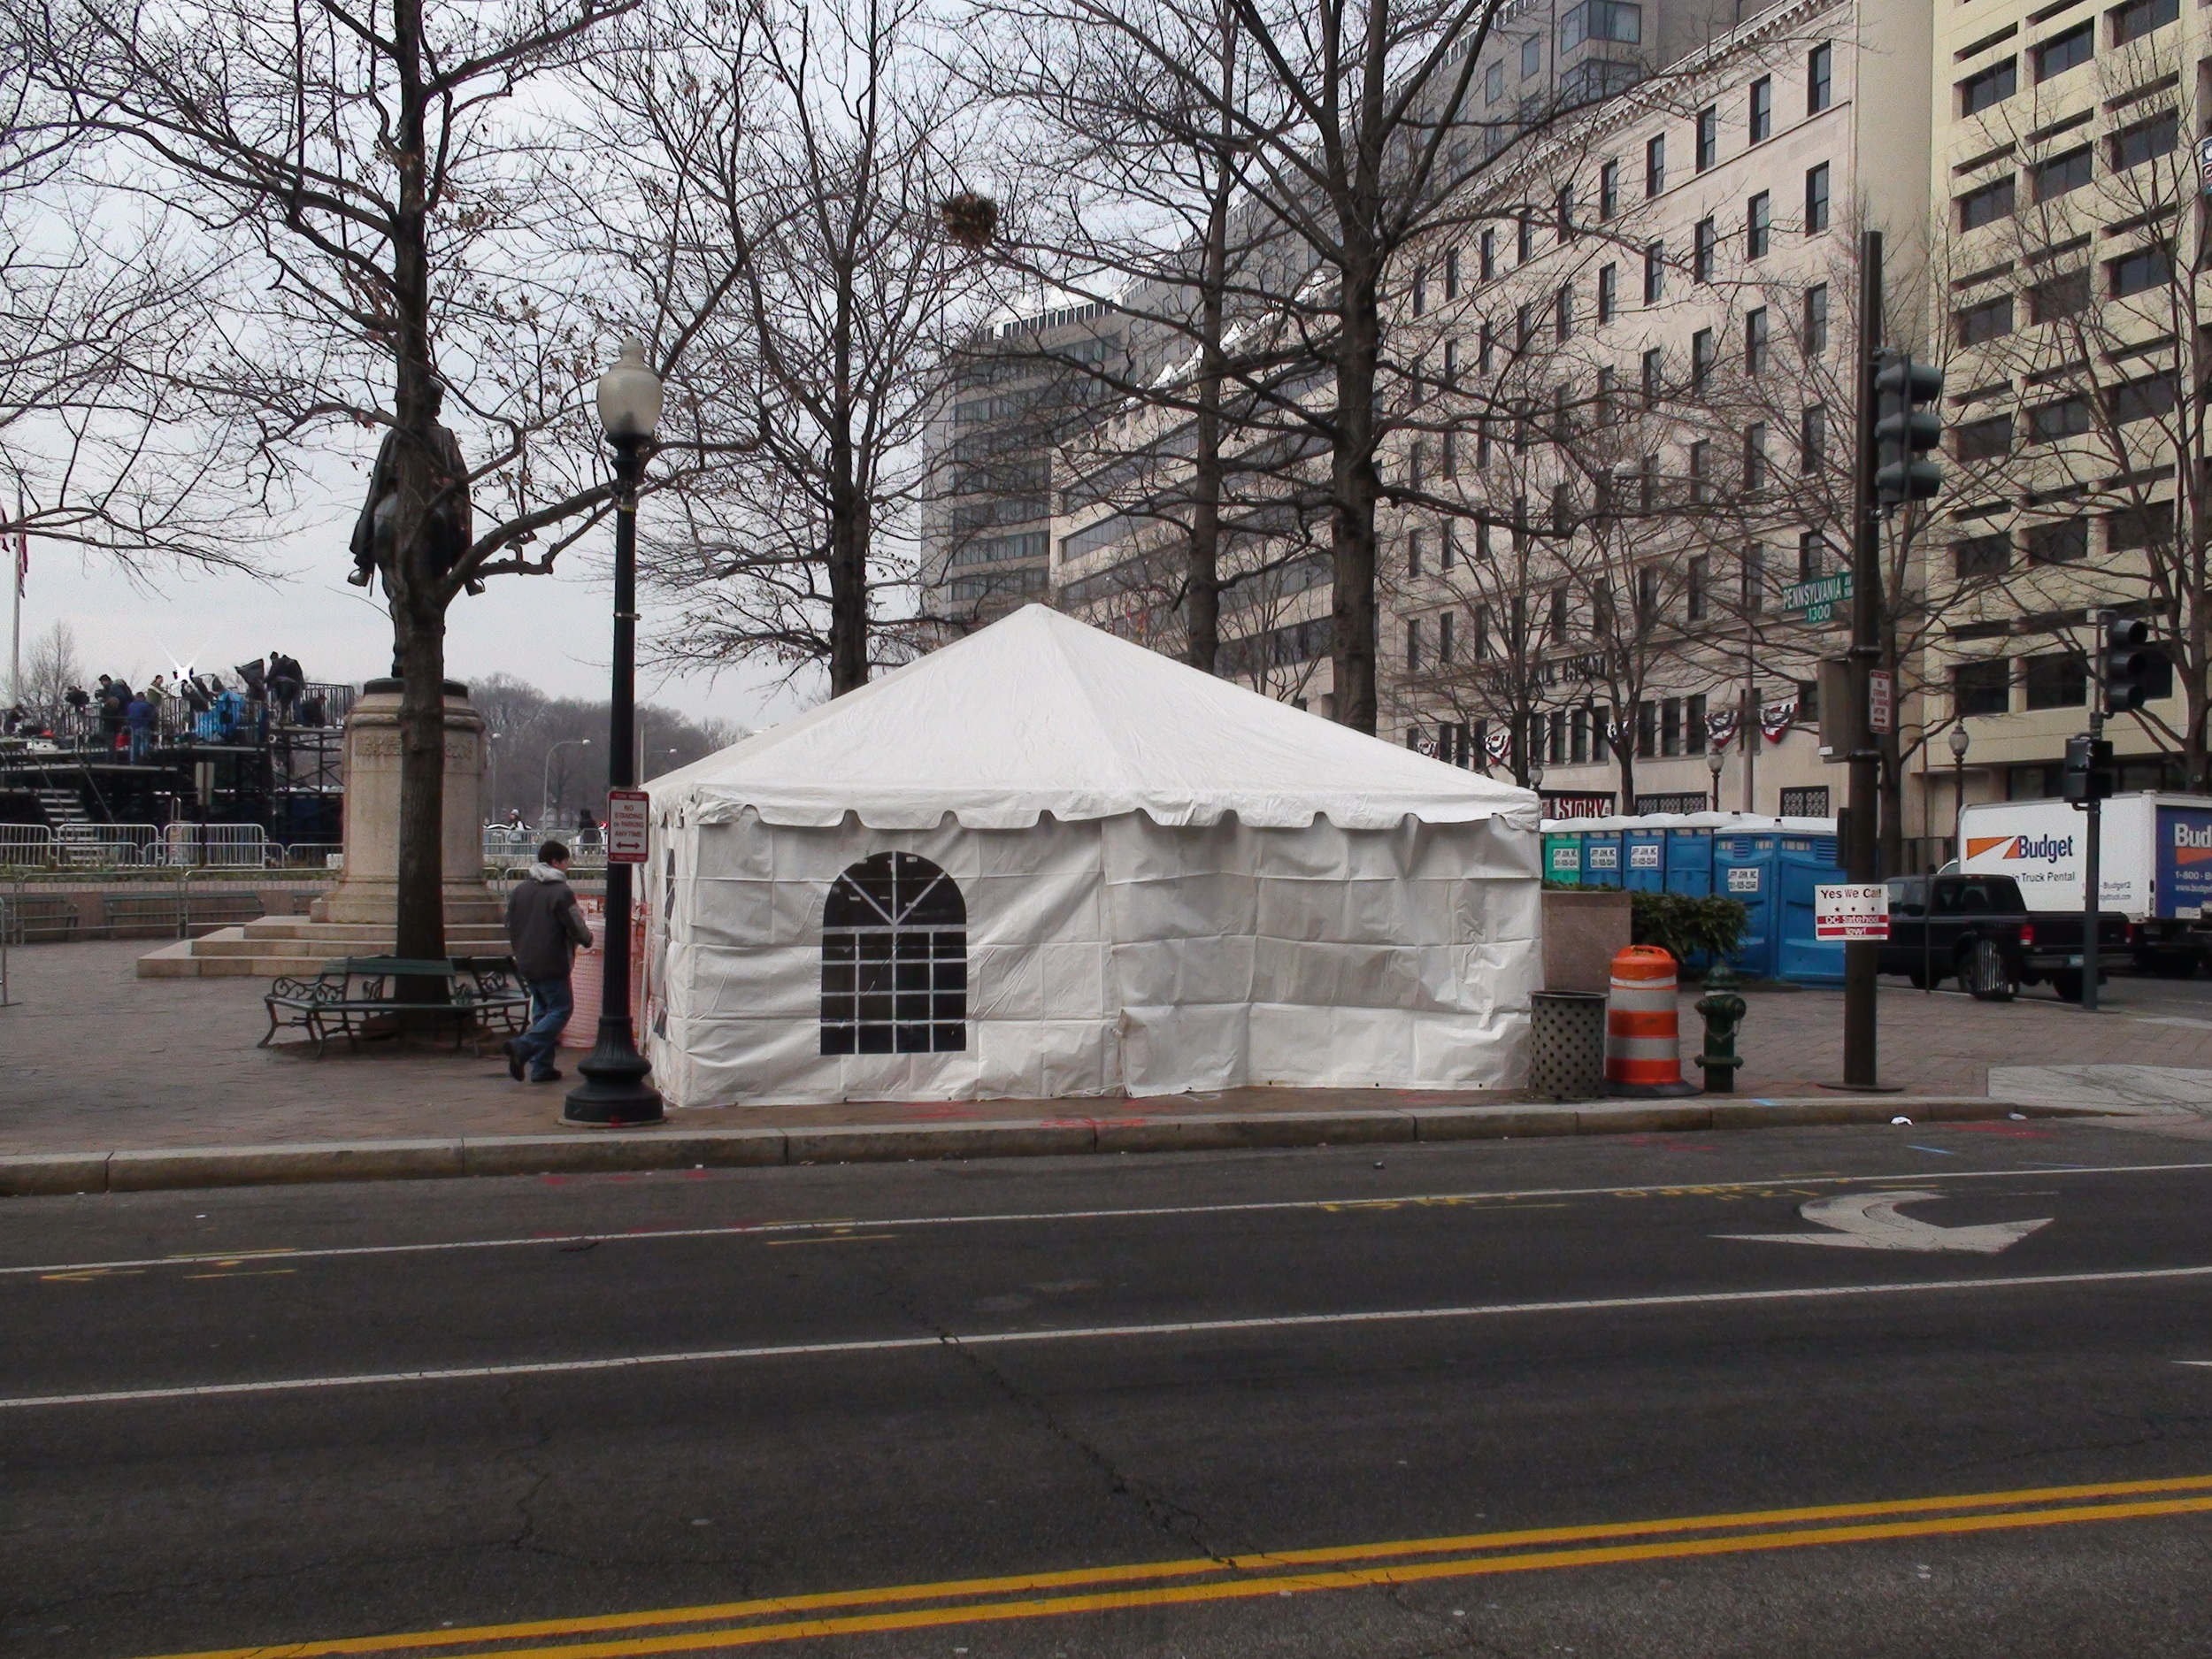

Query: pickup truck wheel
(2050, 970), (2084, 1002)
(1962, 939), (2016, 1002)
(2148, 951), (2200, 979)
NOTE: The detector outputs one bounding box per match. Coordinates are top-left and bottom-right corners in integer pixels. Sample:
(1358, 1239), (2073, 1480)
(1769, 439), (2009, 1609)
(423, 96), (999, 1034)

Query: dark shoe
(345, 566), (373, 588)
(530, 1068), (563, 1083)
(503, 1040), (526, 1081)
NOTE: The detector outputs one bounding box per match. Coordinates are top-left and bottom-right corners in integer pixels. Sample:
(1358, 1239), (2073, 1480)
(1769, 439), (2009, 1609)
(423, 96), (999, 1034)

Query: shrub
(1629, 891), (1749, 967)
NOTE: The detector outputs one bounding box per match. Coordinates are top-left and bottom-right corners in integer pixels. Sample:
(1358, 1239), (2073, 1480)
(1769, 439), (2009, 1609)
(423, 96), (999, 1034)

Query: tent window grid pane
(820, 852), (968, 1055)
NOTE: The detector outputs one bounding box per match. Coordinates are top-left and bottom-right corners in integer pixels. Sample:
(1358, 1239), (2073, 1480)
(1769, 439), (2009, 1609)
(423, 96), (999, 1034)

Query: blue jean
(515, 976), (573, 1077)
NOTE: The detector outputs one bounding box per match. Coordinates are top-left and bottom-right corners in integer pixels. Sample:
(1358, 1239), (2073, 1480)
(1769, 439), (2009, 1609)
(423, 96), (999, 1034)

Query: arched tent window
(820, 852), (967, 1056)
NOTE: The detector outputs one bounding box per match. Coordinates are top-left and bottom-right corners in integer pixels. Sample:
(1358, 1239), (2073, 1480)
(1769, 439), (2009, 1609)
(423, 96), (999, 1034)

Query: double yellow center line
(139, 1473), (2212, 1659)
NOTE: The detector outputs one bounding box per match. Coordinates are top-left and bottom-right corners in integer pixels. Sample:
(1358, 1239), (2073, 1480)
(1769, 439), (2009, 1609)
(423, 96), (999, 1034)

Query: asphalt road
(6, 1119), (2212, 1658)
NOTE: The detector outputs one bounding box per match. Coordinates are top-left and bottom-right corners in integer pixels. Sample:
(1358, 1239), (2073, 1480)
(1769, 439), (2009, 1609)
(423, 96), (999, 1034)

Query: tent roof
(653, 604), (1538, 832)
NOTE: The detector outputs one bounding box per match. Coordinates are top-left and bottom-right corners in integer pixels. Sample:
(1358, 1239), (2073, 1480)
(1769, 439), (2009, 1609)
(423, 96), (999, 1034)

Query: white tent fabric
(641, 606), (1541, 1108)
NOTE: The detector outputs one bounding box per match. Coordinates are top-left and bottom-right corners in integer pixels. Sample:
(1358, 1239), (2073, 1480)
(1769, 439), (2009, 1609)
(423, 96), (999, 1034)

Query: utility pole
(1842, 232), (1884, 1089)
(2078, 615), (2153, 1011)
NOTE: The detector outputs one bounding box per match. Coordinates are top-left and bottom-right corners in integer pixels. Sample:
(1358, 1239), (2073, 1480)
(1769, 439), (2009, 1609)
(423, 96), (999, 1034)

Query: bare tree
(15, 618), (83, 713)
(22, 0), (756, 963)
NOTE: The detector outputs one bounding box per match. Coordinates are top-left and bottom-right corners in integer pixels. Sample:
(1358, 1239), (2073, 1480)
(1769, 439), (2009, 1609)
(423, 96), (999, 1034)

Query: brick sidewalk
(4, 941), (2210, 1155)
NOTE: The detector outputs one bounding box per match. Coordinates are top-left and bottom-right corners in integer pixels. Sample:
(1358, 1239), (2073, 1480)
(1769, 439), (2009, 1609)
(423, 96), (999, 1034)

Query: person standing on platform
(503, 840), (592, 1084)
(125, 693), (153, 762)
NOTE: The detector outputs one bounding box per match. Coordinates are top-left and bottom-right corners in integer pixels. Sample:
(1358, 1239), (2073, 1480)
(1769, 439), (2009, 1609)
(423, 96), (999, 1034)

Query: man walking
(503, 839), (593, 1083)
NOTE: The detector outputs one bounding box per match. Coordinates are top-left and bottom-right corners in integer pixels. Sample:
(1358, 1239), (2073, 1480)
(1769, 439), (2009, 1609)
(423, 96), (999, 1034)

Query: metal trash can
(1527, 990), (1609, 1101)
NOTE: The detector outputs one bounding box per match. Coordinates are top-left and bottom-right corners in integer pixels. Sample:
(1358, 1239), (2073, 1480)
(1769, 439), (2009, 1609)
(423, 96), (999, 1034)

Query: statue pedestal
(315, 679), (502, 927)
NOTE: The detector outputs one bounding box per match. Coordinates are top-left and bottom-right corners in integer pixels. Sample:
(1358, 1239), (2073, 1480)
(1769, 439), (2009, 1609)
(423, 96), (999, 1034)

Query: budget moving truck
(1955, 794), (2212, 976)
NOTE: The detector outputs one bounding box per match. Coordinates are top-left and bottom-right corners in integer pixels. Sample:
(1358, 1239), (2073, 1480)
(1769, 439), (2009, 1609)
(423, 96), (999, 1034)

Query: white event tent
(638, 605), (1541, 1108)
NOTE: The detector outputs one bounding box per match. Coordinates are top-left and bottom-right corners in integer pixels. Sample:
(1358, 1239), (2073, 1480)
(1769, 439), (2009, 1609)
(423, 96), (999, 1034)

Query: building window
(1798, 531), (1824, 581)
(2110, 244), (2170, 296)
(1745, 306), (1770, 372)
(1742, 544), (1766, 614)
(1550, 584), (1570, 637)
(820, 852), (967, 1056)
(2029, 268), (2090, 321)
(1597, 262), (1617, 324)
(1522, 34), (1543, 79)
(1517, 302), (1533, 351)
(1408, 529), (1425, 577)
(1562, 1), (1643, 48)
(1957, 175), (2016, 230)
(2110, 110), (2178, 172)
(1780, 786), (1830, 817)
(2108, 373), (2177, 425)
(1955, 411), (2014, 460)
(2030, 395), (2093, 442)
(2024, 653), (2088, 710)
(1571, 706), (1589, 764)
(1645, 133), (1666, 196)
(1695, 106), (1718, 172)
(1641, 348), (1662, 407)
(2108, 503), (2173, 551)
(1955, 296), (2014, 346)
(2110, 0), (2178, 47)
(1959, 58), (2016, 117)
(1475, 604), (1492, 659)
(1804, 163), (1831, 233)
(1744, 422), (1769, 490)
(1441, 337), (1458, 390)
(1600, 158), (1620, 219)
(1637, 565), (1659, 622)
(1955, 658), (2010, 718)
(1807, 42), (1832, 112)
(1694, 217), (1717, 281)
(2032, 145), (2093, 204)
(1517, 214), (1533, 264)
(1486, 60), (1504, 103)
(1688, 439), (1711, 503)
(1749, 76), (1772, 142)
(1411, 270), (1426, 318)
(1746, 191), (1771, 259)
(1443, 247), (1460, 300)
(1440, 610), (1455, 664)
(2034, 19), (2093, 82)
(1408, 617), (1423, 671)
(1662, 697), (1684, 757)
(1479, 227), (1496, 281)
(1643, 241), (1664, 303)
(1954, 532), (2011, 578)
(1555, 282), (1574, 341)
(1801, 404), (1826, 472)
(1687, 692), (1709, 754)
(2026, 520), (2090, 565)
(1804, 282), (1829, 353)
(1441, 521), (1459, 567)
(1691, 328), (1715, 395)
(1687, 555), (1709, 621)
(1636, 700), (1657, 758)
(1556, 184), (1576, 242)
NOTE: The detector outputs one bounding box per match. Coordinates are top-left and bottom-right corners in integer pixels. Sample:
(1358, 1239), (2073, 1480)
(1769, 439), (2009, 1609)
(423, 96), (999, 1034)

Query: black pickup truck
(1879, 873), (2131, 1002)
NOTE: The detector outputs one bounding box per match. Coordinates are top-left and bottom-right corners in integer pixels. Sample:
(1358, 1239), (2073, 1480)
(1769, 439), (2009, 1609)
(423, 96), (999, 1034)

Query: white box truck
(1955, 793), (2212, 975)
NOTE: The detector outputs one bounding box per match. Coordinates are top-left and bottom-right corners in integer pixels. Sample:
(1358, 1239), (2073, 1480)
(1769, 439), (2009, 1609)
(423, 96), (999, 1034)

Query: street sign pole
(1843, 230), (1885, 1089)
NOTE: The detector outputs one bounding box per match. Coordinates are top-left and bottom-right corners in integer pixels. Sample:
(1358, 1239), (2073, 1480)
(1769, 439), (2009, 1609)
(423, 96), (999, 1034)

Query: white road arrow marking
(1719, 1190), (2052, 1256)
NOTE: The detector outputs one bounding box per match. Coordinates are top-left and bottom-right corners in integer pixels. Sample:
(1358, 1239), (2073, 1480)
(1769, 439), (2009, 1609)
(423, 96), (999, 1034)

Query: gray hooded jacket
(505, 864), (593, 982)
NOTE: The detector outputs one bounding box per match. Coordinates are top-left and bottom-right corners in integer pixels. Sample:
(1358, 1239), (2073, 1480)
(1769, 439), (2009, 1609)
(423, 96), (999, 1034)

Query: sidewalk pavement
(3, 941), (2208, 1194)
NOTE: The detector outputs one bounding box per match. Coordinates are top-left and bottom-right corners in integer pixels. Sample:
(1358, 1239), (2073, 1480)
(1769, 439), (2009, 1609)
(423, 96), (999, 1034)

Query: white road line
(10, 1262), (2212, 1410)
(7, 1158), (2211, 1282)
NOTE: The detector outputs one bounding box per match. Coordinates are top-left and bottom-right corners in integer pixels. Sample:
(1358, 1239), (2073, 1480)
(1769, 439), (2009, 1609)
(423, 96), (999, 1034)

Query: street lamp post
(540, 738), (590, 830)
(565, 339), (664, 1127)
(1948, 725), (1970, 866)
(1707, 747), (1725, 812)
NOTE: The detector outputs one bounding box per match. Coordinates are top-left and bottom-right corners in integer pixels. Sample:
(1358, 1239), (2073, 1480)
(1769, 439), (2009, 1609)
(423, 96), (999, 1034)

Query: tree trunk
(1330, 263), (1382, 733)
(1613, 705), (1636, 810)
(826, 466), (868, 695)
(1185, 146), (1233, 675)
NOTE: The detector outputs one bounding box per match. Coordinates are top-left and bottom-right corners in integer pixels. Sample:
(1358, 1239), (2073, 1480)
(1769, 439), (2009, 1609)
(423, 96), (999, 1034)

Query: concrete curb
(0, 1096), (2118, 1197)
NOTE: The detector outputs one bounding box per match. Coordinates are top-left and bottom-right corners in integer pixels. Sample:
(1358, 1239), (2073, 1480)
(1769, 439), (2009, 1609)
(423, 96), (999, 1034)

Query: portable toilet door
(1624, 825), (1669, 893)
(1582, 825), (1624, 889)
(1543, 831), (1584, 886)
(1776, 833), (1847, 984)
(1665, 826), (1714, 896)
(1713, 833), (1778, 978)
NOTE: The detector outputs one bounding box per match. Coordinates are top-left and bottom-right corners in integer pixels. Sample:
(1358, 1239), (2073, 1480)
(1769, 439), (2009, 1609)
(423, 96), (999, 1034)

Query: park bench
(261, 955), (532, 1058)
(0, 894), (81, 944)
(100, 891), (267, 937)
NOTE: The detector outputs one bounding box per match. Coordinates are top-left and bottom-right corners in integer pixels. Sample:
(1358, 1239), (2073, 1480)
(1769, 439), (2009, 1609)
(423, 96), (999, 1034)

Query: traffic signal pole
(1843, 231), (1884, 1089)
(2082, 686), (2103, 1013)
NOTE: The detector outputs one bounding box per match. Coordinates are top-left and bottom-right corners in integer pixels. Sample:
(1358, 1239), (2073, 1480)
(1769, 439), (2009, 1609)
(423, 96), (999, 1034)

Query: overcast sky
(12, 507), (818, 732)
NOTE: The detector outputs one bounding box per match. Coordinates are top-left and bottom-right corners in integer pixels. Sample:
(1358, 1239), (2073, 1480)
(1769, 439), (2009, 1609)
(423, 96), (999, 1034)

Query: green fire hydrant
(1694, 959), (1747, 1094)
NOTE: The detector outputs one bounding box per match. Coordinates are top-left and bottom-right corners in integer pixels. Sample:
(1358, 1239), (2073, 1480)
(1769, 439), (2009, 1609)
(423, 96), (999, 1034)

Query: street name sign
(1814, 882), (1889, 940)
(606, 788), (650, 864)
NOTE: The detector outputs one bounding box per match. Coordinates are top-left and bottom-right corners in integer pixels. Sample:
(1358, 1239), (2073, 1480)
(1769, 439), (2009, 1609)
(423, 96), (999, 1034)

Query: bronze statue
(348, 380), (481, 595)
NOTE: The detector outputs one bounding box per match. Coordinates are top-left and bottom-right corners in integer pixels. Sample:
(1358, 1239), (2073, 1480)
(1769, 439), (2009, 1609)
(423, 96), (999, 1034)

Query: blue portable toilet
(1664, 813), (1723, 897)
(1543, 827), (1583, 886)
(1580, 820), (1624, 889)
(1776, 825), (1846, 984)
(1713, 825), (1779, 978)
(1624, 820), (1671, 893)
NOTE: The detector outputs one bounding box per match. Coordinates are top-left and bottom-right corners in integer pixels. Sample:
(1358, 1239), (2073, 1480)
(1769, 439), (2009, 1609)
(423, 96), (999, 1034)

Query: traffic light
(2063, 734), (2115, 803)
(1873, 349), (1944, 506)
(2104, 616), (2154, 712)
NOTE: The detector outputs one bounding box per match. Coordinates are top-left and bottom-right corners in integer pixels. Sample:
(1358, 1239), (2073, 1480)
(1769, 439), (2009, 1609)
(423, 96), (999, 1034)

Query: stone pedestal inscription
(316, 679), (501, 926)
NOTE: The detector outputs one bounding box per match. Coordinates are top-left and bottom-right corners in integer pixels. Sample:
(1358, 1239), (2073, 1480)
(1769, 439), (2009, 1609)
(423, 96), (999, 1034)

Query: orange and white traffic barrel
(1606, 946), (1695, 1096)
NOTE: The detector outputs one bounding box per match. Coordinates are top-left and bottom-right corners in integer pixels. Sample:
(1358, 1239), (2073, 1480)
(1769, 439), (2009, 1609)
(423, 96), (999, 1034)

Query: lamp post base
(562, 1015), (664, 1125)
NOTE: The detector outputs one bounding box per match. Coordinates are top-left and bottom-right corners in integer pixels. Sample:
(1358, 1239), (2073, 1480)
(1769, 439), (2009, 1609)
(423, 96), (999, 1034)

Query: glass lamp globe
(595, 338), (663, 441)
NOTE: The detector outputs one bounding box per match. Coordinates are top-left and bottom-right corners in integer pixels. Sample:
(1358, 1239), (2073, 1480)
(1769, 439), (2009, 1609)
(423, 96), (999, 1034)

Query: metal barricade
(0, 826), (55, 868)
(56, 823), (160, 867)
